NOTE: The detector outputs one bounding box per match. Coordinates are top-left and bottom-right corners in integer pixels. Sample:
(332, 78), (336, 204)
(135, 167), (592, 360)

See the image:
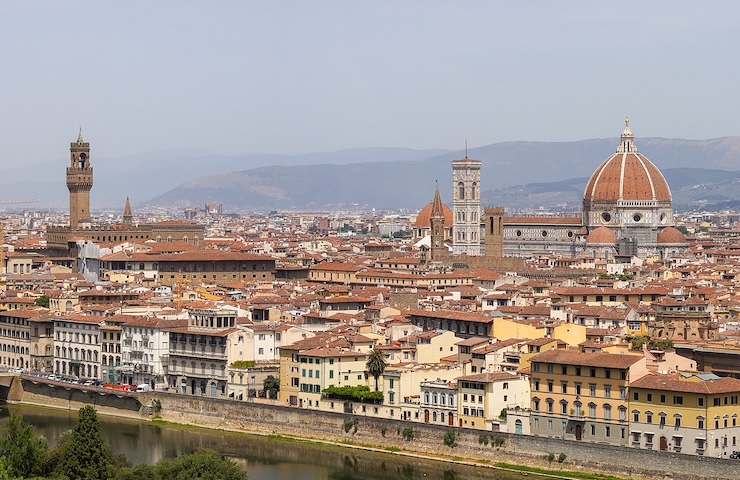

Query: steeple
(617, 117), (637, 154)
(430, 181), (444, 220)
(123, 196), (133, 225)
(429, 181), (447, 262)
(76, 125), (84, 144)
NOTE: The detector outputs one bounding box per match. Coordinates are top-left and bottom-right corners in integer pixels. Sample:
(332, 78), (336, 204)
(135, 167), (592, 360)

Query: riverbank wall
(9, 378), (739, 480)
(140, 391), (738, 480)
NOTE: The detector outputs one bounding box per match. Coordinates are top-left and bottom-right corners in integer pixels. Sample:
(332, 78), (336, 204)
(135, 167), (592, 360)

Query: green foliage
(494, 462), (627, 480)
(625, 334), (674, 351)
(499, 408), (507, 420)
(443, 429), (458, 448)
(230, 360), (255, 369)
(492, 436), (505, 447)
(401, 426), (415, 441)
(547, 452), (555, 464)
(558, 452), (567, 463)
(322, 385), (383, 403)
(478, 434), (489, 446)
(118, 450), (247, 480)
(53, 406), (113, 480)
(380, 426), (387, 437)
(263, 375), (280, 399)
(365, 348), (388, 391)
(342, 418), (358, 434)
(33, 295), (50, 308)
(0, 414), (48, 478)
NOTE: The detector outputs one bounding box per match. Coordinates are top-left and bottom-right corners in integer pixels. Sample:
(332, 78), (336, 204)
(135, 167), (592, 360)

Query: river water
(1, 404), (536, 480)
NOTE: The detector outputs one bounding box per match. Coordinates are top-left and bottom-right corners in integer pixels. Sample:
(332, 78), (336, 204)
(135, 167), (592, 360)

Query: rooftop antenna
(465, 139), (468, 158)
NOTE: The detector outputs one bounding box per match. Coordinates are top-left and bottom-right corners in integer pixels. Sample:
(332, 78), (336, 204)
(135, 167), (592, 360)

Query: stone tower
(123, 197), (133, 225)
(484, 206), (505, 258)
(67, 128), (93, 228)
(429, 182), (447, 262)
(452, 155), (481, 256)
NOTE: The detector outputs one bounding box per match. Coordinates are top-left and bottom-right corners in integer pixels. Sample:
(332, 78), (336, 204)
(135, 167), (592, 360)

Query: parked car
(730, 451), (740, 460)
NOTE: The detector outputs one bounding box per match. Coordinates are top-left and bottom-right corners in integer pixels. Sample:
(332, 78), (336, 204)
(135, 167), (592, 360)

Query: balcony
(169, 346), (227, 360)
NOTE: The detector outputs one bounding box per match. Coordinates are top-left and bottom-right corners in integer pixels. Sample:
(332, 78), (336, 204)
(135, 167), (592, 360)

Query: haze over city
(2, 1), (740, 168)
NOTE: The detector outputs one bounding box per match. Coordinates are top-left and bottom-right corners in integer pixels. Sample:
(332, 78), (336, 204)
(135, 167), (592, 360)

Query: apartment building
(629, 372), (740, 457)
(529, 350), (644, 445)
(457, 371), (529, 431)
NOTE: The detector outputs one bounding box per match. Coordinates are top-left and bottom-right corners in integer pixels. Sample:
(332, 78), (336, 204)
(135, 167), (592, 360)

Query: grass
(385, 446), (401, 452)
(494, 462), (628, 480)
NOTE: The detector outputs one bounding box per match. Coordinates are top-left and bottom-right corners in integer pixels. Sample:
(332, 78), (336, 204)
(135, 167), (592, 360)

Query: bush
(478, 434), (489, 446)
(443, 429), (458, 448)
(323, 385), (383, 403)
(547, 453), (555, 464)
(343, 418), (357, 434)
(558, 452), (567, 463)
(230, 360), (255, 368)
(499, 408), (507, 420)
(380, 426), (387, 437)
(402, 426), (415, 441)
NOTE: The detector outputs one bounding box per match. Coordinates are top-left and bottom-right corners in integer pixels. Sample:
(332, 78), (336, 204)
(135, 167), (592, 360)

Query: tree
(33, 295), (50, 308)
(365, 348), (387, 391)
(53, 406), (113, 480)
(117, 451), (246, 480)
(263, 375), (279, 399)
(0, 414), (48, 478)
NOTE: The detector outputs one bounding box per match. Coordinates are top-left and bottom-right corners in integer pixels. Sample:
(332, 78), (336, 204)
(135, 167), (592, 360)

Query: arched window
(458, 182), (465, 200)
(471, 182), (477, 199)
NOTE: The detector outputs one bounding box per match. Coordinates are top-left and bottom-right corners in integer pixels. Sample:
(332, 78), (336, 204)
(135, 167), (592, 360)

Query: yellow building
(456, 371), (530, 431)
(529, 350), (644, 445)
(629, 372), (740, 457)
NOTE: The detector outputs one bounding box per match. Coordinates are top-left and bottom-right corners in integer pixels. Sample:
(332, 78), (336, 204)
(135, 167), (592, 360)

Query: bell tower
(429, 182), (447, 262)
(67, 128), (93, 228)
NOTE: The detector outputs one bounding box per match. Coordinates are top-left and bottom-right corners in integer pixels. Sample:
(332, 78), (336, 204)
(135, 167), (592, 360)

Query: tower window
(471, 182), (476, 200)
(458, 182), (465, 200)
(601, 212), (611, 223)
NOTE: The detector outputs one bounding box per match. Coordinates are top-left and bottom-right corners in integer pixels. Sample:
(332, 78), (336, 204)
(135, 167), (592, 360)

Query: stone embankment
(9, 378), (740, 480)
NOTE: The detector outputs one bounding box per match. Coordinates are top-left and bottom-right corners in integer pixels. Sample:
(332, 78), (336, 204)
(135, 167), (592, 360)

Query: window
(546, 364), (554, 374)
(588, 403), (596, 417)
(258, 347), (264, 355)
(620, 386), (626, 400)
(547, 381), (553, 392)
(660, 394), (666, 404)
(533, 398), (540, 411)
(673, 395), (683, 405)
(633, 410), (640, 422)
(698, 397), (704, 407)
(575, 383), (582, 395)
(647, 393), (653, 402)
(561, 382), (567, 394)
(590, 368), (596, 377)
(659, 413), (666, 427)
(605, 369), (611, 379)
(646, 412), (653, 424)
(546, 399), (554, 413)
(590, 424), (595, 435)
(561, 401), (568, 414)
(575, 367), (581, 376)
(534, 379), (540, 391)
(604, 404), (612, 420)
(589, 384), (596, 396)
(605, 426), (610, 437)
(633, 391), (639, 401)
(697, 417), (704, 429)
(561, 365), (568, 375)
(619, 406), (627, 421)
(604, 385), (611, 398)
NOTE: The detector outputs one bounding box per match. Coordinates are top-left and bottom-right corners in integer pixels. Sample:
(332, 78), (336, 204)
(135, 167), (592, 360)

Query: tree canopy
(365, 348), (387, 391)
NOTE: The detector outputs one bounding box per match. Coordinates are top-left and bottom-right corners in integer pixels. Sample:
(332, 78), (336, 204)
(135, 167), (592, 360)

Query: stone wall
(141, 392), (739, 480)
(7, 380), (739, 480)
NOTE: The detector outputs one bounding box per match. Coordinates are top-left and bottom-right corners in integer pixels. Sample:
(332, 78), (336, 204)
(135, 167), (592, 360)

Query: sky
(2, 1), (739, 166)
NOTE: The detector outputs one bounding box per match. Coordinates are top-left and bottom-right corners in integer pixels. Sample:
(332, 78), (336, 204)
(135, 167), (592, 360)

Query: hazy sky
(2, 1), (739, 166)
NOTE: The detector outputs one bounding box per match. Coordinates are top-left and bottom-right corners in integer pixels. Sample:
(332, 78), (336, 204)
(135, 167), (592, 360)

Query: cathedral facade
(416, 120), (689, 262)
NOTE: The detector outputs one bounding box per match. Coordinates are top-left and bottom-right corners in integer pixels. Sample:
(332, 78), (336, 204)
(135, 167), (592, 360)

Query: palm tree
(366, 348), (387, 391)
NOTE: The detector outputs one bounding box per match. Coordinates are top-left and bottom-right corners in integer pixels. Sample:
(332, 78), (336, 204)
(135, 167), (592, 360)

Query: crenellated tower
(67, 128), (93, 228)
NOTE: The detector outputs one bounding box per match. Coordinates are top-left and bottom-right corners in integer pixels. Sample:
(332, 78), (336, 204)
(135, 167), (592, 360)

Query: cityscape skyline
(2, 1), (740, 168)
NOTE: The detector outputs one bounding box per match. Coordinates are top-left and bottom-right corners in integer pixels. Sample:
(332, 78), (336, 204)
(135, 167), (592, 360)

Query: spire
(616, 117), (637, 154)
(123, 196), (133, 224)
(77, 125), (84, 144)
(431, 181), (444, 219)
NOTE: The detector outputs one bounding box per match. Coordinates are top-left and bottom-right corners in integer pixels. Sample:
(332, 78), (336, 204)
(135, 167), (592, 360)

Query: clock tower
(67, 128), (93, 228)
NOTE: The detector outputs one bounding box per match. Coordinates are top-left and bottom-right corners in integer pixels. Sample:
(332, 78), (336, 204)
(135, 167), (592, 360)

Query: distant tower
(484, 207), (505, 258)
(123, 197), (133, 225)
(452, 154), (482, 255)
(429, 182), (447, 262)
(67, 128), (93, 228)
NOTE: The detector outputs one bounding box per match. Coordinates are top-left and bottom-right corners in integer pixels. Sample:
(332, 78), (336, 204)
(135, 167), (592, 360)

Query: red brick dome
(657, 226), (687, 244)
(415, 202), (453, 228)
(584, 122), (671, 203)
(586, 226), (617, 244)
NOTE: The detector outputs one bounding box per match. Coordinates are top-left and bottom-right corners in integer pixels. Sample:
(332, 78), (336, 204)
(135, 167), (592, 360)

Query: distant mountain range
(3, 137), (739, 212)
(147, 137), (740, 212)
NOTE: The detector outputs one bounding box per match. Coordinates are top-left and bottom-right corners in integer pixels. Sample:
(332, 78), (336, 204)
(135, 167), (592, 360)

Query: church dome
(583, 120), (671, 203)
(586, 226), (617, 244)
(415, 202), (453, 228)
(657, 226), (687, 244)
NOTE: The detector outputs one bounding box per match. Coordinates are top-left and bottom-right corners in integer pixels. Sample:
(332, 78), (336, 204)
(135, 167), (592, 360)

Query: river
(0, 403), (541, 480)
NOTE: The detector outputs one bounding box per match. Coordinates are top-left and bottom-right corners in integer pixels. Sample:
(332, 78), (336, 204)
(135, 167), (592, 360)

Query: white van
(135, 384), (150, 392)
